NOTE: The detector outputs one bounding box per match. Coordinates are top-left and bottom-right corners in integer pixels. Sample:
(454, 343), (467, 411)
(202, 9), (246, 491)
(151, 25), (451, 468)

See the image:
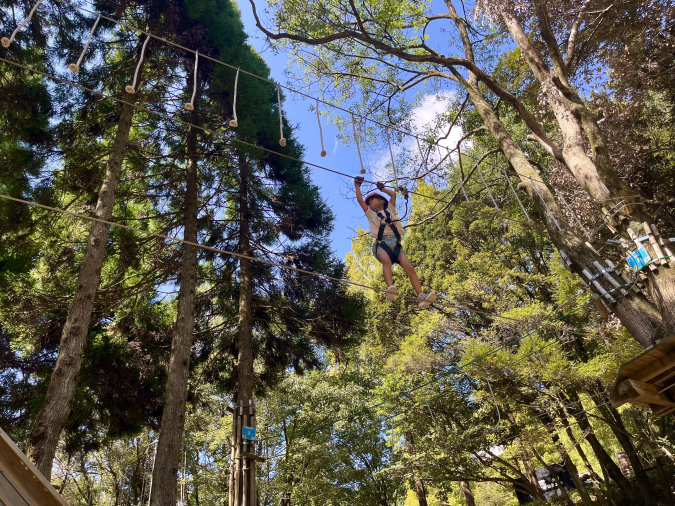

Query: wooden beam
(241, 452), (266, 463)
(633, 349), (675, 383)
(0, 427), (69, 506)
(618, 379), (675, 408)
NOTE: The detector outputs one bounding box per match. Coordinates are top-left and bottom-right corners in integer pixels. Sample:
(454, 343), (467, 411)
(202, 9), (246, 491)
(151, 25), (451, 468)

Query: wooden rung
(242, 452), (266, 463)
(653, 367), (675, 387)
(643, 222), (668, 266)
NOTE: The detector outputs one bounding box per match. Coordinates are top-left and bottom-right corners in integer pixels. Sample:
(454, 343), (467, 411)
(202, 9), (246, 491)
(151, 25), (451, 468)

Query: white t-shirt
(365, 203), (404, 239)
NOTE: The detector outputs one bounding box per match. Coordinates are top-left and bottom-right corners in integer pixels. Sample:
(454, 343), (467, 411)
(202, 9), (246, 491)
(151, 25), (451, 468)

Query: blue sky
(237, 0), (462, 260)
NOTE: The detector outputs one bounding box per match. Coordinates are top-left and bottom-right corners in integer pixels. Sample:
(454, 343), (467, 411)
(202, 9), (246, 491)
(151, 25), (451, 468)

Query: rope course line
(126, 32), (151, 94)
(0, 58), (569, 329)
(19, 0), (464, 161)
(1, 0), (44, 47)
(68, 14), (100, 74)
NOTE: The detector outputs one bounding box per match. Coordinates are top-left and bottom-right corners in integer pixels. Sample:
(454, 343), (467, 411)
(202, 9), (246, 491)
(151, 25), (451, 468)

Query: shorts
(372, 235), (404, 261)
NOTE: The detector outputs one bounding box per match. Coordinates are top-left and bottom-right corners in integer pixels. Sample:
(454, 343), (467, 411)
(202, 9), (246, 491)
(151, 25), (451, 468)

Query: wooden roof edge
(0, 426), (70, 506)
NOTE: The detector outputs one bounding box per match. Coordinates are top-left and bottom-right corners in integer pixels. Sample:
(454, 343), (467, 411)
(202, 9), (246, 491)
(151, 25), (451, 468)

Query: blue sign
(242, 426), (256, 440)
(627, 246), (650, 272)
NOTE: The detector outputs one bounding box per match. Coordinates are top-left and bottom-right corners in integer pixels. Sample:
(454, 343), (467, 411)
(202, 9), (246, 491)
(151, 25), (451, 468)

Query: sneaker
(418, 291), (437, 309)
(385, 285), (398, 301)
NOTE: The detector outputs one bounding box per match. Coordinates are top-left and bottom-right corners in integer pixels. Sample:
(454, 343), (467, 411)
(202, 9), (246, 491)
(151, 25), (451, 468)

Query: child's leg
(397, 252), (423, 295)
(377, 250), (395, 286)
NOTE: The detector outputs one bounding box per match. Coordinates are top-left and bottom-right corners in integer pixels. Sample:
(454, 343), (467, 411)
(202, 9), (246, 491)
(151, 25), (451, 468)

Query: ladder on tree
(228, 398), (264, 506)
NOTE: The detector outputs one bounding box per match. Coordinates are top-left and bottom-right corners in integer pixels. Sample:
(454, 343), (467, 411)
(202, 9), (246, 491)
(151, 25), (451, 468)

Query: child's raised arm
(377, 182), (396, 207)
(354, 177), (368, 213)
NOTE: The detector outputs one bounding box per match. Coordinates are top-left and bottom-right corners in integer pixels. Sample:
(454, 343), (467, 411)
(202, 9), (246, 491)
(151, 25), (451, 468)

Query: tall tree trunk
(562, 391), (641, 504)
(459, 480), (476, 506)
(441, 0), (663, 347)
(150, 107), (201, 506)
(594, 400), (657, 506)
(539, 412), (594, 506)
(229, 152), (256, 505)
(413, 474), (428, 506)
(499, 5), (675, 341)
(26, 95), (137, 478)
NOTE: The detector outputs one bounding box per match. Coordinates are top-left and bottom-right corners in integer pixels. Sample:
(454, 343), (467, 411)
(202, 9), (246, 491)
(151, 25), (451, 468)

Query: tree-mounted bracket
(610, 335), (675, 416)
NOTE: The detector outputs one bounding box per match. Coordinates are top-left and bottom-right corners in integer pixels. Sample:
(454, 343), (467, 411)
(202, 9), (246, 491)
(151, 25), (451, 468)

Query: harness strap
(375, 208), (402, 264)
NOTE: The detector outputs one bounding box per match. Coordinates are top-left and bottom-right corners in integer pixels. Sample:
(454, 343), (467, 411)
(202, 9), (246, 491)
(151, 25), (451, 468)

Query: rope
(316, 99), (326, 157)
(555, 187), (590, 238)
(0, 193), (378, 294)
(1, 0), (44, 48)
(386, 128), (398, 189)
(530, 178), (561, 231)
(126, 32), (151, 94)
(504, 169), (533, 226)
(68, 15), (100, 74)
(277, 85), (286, 147)
(184, 51), (199, 111)
(475, 160), (501, 215)
(229, 67), (240, 127)
(37, 0), (463, 161)
(351, 114), (366, 175)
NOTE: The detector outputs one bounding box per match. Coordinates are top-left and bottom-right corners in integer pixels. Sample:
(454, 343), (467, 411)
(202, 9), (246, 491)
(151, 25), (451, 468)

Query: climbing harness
(126, 32), (151, 94)
(375, 207), (403, 265)
(69, 15), (100, 74)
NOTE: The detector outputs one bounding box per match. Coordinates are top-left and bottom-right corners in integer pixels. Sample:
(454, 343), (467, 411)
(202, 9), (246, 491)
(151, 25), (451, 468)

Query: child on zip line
(354, 177), (437, 308)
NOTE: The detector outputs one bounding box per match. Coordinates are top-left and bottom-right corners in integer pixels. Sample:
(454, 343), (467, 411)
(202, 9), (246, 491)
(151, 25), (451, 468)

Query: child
(354, 177), (437, 308)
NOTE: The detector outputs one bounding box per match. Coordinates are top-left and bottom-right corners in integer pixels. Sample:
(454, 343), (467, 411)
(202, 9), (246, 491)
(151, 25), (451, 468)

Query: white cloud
(369, 92), (465, 182)
(333, 136), (339, 155)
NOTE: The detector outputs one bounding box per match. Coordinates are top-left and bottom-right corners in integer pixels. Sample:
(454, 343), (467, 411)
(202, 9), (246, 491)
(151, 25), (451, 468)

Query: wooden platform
(0, 426), (69, 506)
(610, 335), (675, 416)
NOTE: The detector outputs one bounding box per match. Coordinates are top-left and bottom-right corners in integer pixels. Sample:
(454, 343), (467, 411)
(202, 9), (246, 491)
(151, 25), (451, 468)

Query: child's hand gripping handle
(354, 176), (364, 186)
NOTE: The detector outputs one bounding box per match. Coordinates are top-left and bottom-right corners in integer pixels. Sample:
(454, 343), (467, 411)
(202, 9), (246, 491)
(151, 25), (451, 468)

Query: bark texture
(459, 480), (476, 506)
(413, 475), (428, 506)
(26, 97), (136, 478)
(228, 152), (257, 505)
(149, 115), (200, 506)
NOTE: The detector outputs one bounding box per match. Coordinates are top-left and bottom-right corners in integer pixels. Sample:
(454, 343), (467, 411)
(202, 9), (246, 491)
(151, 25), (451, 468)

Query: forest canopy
(0, 0), (674, 505)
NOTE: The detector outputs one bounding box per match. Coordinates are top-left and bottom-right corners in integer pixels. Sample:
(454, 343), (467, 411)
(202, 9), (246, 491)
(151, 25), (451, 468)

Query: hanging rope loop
(229, 67), (240, 127)
(351, 114), (366, 174)
(69, 15), (100, 74)
(126, 32), (151, 94)
(1, 0), (44, 48)
(184, 51), (199, 111)
(316, 99), (326, 157)
(277, 85), (286, 146)
(386, 128), (399, 190)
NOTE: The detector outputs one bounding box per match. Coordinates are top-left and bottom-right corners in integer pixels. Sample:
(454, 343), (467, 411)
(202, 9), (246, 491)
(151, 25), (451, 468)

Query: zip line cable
(0, 184), (634, 449)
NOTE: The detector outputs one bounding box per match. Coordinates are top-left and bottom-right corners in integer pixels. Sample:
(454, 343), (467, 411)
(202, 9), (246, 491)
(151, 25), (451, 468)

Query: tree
(246, 0), (675, 348)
